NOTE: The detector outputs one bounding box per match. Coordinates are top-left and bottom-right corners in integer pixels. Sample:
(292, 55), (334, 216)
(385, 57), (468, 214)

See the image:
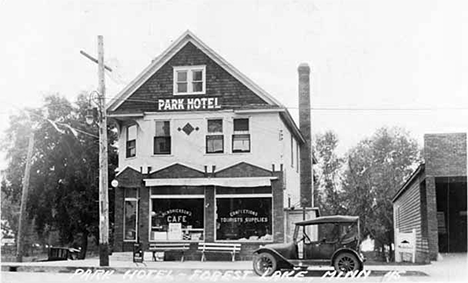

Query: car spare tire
(333, 252), (361, 273)
(253, 252), (278, 276)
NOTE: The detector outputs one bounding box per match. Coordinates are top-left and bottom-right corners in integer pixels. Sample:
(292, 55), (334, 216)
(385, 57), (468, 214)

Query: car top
(295, 215), (359, 225)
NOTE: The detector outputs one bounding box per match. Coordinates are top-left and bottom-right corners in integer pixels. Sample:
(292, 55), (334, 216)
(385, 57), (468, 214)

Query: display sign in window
(216, 197), (272, 241)
(150, 198), (204, 241)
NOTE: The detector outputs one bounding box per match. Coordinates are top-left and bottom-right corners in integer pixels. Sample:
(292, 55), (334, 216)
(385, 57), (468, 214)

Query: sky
(0, 0), (467, 169)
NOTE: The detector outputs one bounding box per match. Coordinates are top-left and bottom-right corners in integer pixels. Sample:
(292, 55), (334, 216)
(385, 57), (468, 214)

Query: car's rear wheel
(333, 252), (361, 273)
(253, 252), (277, 276)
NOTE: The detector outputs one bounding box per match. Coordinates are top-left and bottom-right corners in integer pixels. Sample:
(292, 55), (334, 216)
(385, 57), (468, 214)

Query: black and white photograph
(0, 0), (467, 282)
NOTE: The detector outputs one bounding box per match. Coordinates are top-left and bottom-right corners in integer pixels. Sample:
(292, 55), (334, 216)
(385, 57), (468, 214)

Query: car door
(301, 225), (331, 260)
(306, 223), (341, 259)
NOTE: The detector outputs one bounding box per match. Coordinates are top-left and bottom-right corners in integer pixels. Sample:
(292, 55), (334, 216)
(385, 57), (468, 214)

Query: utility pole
(16, 131), (35, 262)
(80, 36), (111, 267)
(97, 35), (110, 267)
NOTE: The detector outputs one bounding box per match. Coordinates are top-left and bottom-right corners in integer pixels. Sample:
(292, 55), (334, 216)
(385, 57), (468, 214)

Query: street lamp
(85, 108), (95, 126)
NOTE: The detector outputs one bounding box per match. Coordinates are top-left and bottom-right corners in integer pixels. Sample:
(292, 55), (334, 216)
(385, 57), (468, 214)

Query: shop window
(232, 118), (250, 153)
(150, 193), (204, 241)
(206, 119), (223, 153)
(174, 66), (206, 95)
(124, 188), (138, 241)
(216, 187), (272, 241)
(126, 125), (137, 158)
(154, 121), (171, 155)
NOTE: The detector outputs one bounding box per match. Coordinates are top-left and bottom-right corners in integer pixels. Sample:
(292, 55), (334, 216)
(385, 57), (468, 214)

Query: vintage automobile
(252, 215), (365, 276)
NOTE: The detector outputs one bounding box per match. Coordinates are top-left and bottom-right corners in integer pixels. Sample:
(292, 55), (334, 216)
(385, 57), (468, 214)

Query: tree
(314, 131), (346, 215)
(1, 93), (117, 259)
(341, 127), (421, 259)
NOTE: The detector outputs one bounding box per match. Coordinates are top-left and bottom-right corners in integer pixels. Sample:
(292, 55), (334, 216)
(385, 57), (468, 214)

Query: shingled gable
(107, 30), (305, 144)
(108, 30), (282, 112)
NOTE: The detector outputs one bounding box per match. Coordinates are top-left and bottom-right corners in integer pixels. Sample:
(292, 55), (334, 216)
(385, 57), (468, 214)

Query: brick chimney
(298, 63), (313, 208)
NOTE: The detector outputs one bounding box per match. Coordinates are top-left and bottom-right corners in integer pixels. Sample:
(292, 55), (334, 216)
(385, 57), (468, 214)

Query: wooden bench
(149, 243), (190, 262)
(48, 247), (69, 261)
(198, 243), (241, 262)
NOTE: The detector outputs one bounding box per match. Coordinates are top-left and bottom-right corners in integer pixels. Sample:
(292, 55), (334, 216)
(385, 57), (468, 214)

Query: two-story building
(107, 31), (315, 259)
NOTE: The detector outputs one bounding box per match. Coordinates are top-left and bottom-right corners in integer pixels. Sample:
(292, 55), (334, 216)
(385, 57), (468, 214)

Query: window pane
(318, 223), (343, 242)
(192, 82), (203, 92)
(216, 197), (272, 241)
(232, 134), (250, 152)
(124, 200), (137, 241)
(207, 119), (223, 133)
(154, 136), (171, 154)
(126, 140), (136, 158)
(233, 119), (249, 131)
(206, 135), (224, 153)
(177, 83), (187, 93)
(177, 71), (187, 82)
(192, 70), (203, 81)
(151, 198), (204, 241)
(156, 121), (170, 136)
(127, 125), (137, 141)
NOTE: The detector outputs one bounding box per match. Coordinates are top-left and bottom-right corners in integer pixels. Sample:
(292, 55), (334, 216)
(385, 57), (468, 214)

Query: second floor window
(174, 66), (206, 95)
(154, 121), (171, 155)
(126, 125), (137, 158)
(232, 118), (250, 153)
(206, 119), (223, 154)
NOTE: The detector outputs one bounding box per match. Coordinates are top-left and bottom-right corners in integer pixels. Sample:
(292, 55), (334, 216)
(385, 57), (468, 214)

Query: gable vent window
(206, 119), (224, 154)
(126, 125), (137, 158)
(154, 121), (171, 155)
(174, 66), (206, 95)
(232, 118), (250, 153)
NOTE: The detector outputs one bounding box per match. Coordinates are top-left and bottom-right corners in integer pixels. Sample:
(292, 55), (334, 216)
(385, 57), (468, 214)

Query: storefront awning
(143, 177), (277, 188)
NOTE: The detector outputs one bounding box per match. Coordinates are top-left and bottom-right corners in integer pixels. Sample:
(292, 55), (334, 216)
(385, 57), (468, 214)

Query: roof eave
(392, 163), (425, 202)
(279, 110), (306, 144)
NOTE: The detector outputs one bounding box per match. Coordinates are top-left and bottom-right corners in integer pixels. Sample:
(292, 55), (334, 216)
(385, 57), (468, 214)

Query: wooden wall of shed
(393, 176), (430, 263)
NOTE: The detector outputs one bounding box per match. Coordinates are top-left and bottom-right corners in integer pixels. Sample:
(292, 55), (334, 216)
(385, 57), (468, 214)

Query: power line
(6, 95), (468, 114)
(2, 101), (99, 139)
(105, 96), (468, 111)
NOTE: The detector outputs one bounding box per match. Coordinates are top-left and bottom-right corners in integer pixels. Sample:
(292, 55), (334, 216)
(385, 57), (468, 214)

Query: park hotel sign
(157, 96), (221, 111)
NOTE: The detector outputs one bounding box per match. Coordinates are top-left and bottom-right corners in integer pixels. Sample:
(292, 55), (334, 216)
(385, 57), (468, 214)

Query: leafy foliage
(1, 94), (117, 258)
(341, 127), (421, 254)
(314, 131), (346, 215)
(312, 127), (421, 259)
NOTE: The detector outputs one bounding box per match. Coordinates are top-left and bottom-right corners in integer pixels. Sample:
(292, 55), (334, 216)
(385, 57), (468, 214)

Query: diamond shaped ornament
(182, 123), (194, 135)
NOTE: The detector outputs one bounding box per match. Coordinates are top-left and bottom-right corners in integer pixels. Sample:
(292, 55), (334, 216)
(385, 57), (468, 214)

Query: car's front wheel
(333, 252), (361, 273)
(253, 252), (277, 276)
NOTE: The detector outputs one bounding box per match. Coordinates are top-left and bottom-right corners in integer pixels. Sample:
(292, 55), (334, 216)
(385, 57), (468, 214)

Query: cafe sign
(157, 97), (221, 111)
(161, 209), (192, 223)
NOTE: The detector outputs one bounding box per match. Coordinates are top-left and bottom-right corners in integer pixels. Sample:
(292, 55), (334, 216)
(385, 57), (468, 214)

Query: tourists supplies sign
(219, 209), (269, 223)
